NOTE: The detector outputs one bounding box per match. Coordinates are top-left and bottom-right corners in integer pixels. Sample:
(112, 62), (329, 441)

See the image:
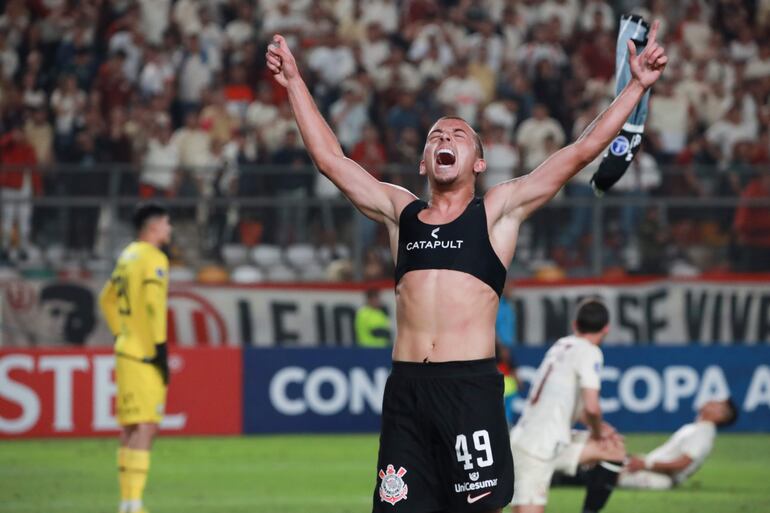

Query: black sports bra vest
(394, 197), (507, 296)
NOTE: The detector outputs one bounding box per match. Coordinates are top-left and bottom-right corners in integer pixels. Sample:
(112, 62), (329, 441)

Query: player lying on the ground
(510, 299), (625, 513)
(618, 399), (738, 490)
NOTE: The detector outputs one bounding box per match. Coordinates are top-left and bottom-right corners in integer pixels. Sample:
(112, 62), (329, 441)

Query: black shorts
(372, 359), (514, 513)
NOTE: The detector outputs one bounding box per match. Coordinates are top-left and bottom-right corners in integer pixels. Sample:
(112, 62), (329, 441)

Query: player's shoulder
(563, 335), (603, 359)
(136, 242), (168, 264)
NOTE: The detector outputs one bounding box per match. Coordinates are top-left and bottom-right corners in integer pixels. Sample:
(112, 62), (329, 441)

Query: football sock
(124, 448), (151, 511)
(117, 447), (129, 513)
(582, 460), (623, 513)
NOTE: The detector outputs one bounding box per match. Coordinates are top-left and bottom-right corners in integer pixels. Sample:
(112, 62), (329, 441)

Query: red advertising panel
(0, 347), (242, 438)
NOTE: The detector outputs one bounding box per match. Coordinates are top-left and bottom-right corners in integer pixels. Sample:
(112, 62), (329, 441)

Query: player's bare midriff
(392, 270), (500, 362)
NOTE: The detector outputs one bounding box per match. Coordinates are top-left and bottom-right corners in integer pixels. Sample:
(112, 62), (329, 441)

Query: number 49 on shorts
(455, 430), (494, 470)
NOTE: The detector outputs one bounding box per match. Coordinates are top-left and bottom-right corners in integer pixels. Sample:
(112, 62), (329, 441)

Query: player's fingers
(648, 46), (664, 64)
(267, 44), (283, 57)
(655, 55), (668, 69)
(269, 43), (291, 64)
(271, 34), (291, 57)
(266, 54), (282, 68)
(648, 19), (660, 44)
(626, 39), (637, 59)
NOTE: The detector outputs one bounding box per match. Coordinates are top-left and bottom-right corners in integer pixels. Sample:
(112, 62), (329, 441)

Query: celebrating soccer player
(266, 19), (667, 513)
(99, 203), (172, 513)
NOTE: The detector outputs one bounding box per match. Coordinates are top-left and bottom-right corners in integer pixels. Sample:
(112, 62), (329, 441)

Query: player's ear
(419, 160), (427, 176)
(473, 158), (487, 174)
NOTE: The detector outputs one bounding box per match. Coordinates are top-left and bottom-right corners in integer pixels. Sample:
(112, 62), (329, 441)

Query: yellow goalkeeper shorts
(115, 355), (167, 426)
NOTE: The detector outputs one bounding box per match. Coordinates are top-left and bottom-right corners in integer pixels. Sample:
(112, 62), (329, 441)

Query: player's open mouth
(436, 148), (456, 167)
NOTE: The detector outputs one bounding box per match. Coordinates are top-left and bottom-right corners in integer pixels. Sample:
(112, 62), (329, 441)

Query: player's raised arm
(265, 35), (415, 225)
(487, 20), (668, 224)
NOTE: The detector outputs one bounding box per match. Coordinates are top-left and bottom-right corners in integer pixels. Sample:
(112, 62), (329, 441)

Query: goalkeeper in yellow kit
(99, 203), (171, 513)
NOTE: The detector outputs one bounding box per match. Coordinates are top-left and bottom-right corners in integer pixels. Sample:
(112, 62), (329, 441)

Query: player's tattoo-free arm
(581, 387), (604, 439)
(98, 280), (120, 337)
(487, 20), (668, 223)
(489, 80), (648, 222)
(645, 455), (693, 474)
(265, 35), (414, 224)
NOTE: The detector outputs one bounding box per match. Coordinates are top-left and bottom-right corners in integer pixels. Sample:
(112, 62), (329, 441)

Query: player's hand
(625, 455), (646, 473)
(266, 34), (298, 88)
(628, 19), (668, 90)
(600, 421), (617, 437)
(144, 342), (170, 385)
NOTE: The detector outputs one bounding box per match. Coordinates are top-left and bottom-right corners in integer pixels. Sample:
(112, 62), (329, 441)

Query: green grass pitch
(2, 434), (769, 513)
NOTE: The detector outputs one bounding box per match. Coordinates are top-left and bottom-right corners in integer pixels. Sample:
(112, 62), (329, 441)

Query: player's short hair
(132, 202), (169, 232)
(575, 298), (609, 334)
(433, 116), (485, 159)
(718, 398), (739, 428)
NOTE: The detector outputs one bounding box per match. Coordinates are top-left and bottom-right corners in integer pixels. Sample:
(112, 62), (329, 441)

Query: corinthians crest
(379, 464), (408, 505)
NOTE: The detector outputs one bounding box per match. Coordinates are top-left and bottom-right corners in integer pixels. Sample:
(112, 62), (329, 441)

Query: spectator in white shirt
(261, 0), (309, 48)
(515, 103), (565, 171)
(360, 22), (390, 75)
(436, 60), (485, 127)
(50, 74), (86, 155)
(330, 82), (370, 152)
(307, 32), (356, 91)
(0, 31), (19, 81)
(579, 0), (615, 33)
(648, 78), (690, 157)
(198, 6), (224, 73)
(139, 45), (173, 99)
(225, 2), (256, 48)
(172, 110), (211, 174)
(481, 124), (520, 192)
(173, 0), (202, 36)
(706, 105), (756, 168)
(139, 115), (180, 198)
(360, 0), (399, 34)
(729, 24), (758, 63)
(538, 0), (578, 38)
(178, 34), (212, 111)
(137, 0), (170, 45)
(467, 19), (505, 73)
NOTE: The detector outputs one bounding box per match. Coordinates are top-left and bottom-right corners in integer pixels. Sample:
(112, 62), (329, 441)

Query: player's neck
(137, 234), (161, 248)
(575, 332), (603, 345)
(428, 186), (475, 211)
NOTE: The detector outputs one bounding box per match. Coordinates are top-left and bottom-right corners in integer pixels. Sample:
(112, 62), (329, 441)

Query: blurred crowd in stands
(0, 0), (769, 281)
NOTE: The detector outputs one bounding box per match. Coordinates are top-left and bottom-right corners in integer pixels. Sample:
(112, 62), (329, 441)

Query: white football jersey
(645, 420), (716, 484)
(511, 335), (603, 460)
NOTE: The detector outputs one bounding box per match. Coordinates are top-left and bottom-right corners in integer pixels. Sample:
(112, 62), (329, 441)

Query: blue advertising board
(242, 346), (770, 434)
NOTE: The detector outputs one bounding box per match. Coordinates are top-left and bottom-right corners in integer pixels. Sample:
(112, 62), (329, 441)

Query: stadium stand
(0, 0), (768, 280)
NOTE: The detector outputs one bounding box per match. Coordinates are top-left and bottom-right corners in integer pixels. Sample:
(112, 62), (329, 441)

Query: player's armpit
(320, 156), (416, 225)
